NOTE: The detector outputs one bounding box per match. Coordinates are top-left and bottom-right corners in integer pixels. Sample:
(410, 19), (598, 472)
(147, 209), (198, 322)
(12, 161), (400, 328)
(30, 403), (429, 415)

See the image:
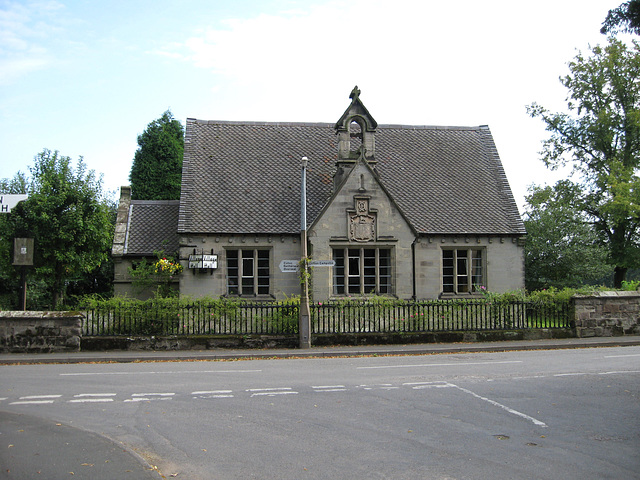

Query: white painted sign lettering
(279, 260), (299, 273)
(0, 194), (28, 213)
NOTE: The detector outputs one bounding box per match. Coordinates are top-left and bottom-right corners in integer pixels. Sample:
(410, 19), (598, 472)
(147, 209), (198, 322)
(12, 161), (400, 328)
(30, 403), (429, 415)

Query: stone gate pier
(573, 291), (640, 337)
(0, 311), (82, 353)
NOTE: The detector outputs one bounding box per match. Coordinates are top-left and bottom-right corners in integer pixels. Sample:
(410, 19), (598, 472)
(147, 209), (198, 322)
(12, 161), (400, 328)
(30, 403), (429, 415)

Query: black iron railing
(82, 299), (571, 337)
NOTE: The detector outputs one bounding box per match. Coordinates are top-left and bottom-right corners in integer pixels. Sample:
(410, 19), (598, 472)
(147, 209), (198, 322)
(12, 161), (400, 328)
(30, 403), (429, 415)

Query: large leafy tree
(523, 182), (611, 290)
(0, 150), (113, 308)
(129, 110), (184, 200)
(527, 38), (640, 288)
(601, 0), (640, 35)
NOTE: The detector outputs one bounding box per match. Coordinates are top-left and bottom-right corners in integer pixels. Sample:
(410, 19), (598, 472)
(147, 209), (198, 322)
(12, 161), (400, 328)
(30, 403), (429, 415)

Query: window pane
(348, 249), (361, 294)
(442, 250), (454, 293)
(257, 250), (270, 295)
(227, 250), (239, 295)
(333, 247), (393, 296)
(472, 250), (483, 290)
(363, 249), (376, 293)
(227, 249), (270, 296)
(333, 249), (345, 295)
(456, 250), (468, 293)
(241, 276), (254, 295)
(443, 248), (484, 294)
(378, 249), (391, 294)
(242, 251), (254, 277)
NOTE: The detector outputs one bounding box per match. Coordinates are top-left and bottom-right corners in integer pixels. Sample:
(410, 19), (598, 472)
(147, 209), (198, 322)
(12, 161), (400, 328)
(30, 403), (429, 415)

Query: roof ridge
(186, 118), (333, 128)
(185, 118), (488, 131)
(131, 200), (180, 205)
(377, 124), (484, 131)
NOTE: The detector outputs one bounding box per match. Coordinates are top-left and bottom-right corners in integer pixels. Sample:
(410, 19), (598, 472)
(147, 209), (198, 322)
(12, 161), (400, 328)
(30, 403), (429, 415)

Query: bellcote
(334, 86), (377, 163)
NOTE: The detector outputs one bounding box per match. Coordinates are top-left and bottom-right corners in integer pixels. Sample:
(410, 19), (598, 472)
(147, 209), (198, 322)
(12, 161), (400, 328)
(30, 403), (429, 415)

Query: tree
(527, 38), (640, 288)
(1, 150), (113, 308)
(601, 1), (640, 35)
(523, 182), (611, 290)
(129, 110), (184, 200)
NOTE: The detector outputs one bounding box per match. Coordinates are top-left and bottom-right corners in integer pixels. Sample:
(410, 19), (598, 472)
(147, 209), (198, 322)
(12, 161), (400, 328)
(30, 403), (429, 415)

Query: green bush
(621, 280), (640, 291)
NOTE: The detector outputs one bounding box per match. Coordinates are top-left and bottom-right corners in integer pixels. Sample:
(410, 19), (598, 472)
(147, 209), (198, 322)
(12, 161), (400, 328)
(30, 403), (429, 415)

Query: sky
(0, 0), (631, 212)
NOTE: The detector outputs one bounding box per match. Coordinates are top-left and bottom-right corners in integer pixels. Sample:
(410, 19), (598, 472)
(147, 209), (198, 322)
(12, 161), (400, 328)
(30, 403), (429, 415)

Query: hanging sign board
(189, 254), (218, 269)
(13, 238), (34, 266)
(0, 194), (28, 213)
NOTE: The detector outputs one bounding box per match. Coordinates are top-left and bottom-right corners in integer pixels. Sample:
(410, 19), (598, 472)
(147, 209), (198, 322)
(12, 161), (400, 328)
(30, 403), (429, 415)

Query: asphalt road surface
(1, 346), (639, 479)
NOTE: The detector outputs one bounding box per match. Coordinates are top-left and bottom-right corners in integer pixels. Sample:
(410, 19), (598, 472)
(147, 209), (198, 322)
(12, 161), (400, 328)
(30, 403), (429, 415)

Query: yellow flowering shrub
(154, 258), (183, 276)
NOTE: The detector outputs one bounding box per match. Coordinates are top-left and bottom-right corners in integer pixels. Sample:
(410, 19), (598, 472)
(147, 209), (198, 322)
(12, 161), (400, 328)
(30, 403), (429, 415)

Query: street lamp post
(299, 156), (311, 349)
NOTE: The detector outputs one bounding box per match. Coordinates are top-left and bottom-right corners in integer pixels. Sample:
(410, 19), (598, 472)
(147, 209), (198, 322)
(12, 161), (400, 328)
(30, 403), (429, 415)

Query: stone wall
(573, 291), (640, 337)
(0, 311), (83, 353)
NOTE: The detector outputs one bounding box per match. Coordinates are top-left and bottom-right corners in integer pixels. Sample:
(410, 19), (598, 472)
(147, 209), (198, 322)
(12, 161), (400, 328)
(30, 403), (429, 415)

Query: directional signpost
(309, 260), (336, 267)
(279, 260), (299, 273)
(0, 194), (28, 213)
(1, 195), (30, 310)
(279, 259), (335, 273)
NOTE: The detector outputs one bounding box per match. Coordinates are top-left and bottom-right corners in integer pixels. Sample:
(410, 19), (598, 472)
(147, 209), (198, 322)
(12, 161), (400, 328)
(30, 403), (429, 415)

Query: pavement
(1, 335), (639, 480)
(2, 334), (640, 365)
(0, 411), (161, 479)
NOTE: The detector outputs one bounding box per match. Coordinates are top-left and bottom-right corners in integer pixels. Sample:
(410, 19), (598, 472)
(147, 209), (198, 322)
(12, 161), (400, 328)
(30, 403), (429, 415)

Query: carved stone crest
(348, 197), (376, 242)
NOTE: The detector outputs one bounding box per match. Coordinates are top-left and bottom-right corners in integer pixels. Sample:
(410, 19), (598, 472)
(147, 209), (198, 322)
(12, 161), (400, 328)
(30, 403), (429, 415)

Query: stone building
(113, 87), (526, 301)
(111, 190), (180, 298)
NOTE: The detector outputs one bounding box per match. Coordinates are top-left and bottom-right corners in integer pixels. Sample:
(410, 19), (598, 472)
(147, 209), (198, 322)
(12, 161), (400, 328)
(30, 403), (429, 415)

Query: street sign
(279, 259), (336, 272)
(309, 260), (336, 267)
(0, 194), (28, 213)
(279, 260), (299, 273)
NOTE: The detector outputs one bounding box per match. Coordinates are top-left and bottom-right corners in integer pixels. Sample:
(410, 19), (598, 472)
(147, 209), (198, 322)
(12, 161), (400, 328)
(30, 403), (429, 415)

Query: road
(1, 346), (639, 479)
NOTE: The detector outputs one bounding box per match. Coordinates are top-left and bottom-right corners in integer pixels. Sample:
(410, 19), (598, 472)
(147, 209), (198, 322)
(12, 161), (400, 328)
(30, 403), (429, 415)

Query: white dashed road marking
(404, 381), (453, 389)
(4, 368), (638, 427)
(192, 390), (234, 398)
(247, 387), (298, 397)
(69, 393), (117, 403)
(312, 385), (347, 392)
(124, 393), (175, 402)
(10, 395), (62, 405)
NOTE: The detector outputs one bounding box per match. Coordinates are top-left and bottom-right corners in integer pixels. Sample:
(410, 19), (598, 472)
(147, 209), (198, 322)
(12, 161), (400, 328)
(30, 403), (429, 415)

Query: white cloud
(0, 0), (66, 84)
(0, 55), (50, 85)
(161, 0), (621, 210)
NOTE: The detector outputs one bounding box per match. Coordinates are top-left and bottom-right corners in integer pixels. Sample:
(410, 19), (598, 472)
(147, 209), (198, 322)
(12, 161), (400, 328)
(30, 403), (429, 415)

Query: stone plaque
(348, 198), (376, 242)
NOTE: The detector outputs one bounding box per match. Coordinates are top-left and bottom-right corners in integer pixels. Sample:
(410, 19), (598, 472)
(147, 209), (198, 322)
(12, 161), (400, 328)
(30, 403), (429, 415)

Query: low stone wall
(0, 311), (83, 353)
(573, 291), (640, 337)
(80, 328), (576, 351)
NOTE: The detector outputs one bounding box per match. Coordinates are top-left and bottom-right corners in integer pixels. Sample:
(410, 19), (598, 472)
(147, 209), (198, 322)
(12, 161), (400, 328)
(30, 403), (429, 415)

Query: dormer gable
(334, 86), (378, 188)
(335, 86), (377, 161)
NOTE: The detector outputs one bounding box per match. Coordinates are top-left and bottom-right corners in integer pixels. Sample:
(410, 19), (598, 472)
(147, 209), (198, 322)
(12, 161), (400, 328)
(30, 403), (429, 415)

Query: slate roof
(125, 200), (180, 255)
(178, 120), (525, 236)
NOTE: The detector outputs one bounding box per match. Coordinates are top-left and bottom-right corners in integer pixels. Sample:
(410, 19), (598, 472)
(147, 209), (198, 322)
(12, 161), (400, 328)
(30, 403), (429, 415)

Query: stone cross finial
(349, 86), (361, 101)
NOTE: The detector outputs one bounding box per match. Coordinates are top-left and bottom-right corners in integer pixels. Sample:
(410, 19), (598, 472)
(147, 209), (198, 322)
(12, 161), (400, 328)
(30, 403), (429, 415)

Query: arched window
(349, 119), (363, 155)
